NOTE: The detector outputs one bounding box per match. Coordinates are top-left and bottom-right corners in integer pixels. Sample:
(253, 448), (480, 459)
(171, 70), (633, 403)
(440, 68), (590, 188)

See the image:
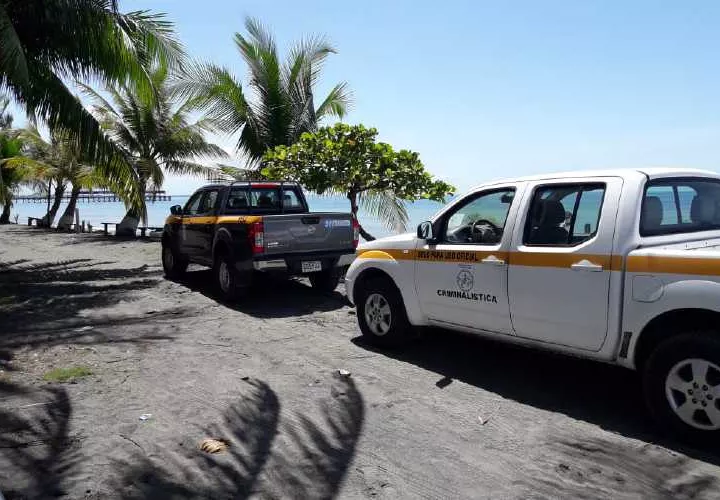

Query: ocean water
(11, 191), (610, 240)
(12, 194), (445, 239)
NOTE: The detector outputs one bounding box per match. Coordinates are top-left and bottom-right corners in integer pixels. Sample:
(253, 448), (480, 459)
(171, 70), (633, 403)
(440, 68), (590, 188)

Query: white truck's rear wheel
(356, 276), (410, 347)
(644, 333), (720, 442)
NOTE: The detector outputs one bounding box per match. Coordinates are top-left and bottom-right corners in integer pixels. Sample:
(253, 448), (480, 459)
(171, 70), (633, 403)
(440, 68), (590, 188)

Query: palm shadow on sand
(110, 376), (364, 499)
(0, 381), (78, 499)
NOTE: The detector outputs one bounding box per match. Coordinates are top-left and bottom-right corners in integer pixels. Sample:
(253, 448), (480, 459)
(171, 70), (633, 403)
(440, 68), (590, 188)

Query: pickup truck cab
(346, 168), (720, 440)
(162, 181), (357, 299)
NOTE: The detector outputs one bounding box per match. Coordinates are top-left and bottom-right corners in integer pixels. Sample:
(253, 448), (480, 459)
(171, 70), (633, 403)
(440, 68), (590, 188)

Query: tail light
(248, 221), (264, 254)
(352, 219), (360, 249)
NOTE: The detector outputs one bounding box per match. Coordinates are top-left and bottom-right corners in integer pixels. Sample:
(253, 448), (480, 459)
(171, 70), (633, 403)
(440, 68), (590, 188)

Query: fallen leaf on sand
(199, 438), (230, 454)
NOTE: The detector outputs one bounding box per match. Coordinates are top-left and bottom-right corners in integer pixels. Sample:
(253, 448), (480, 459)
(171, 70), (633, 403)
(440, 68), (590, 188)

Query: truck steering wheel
(471, 219), (501, 243)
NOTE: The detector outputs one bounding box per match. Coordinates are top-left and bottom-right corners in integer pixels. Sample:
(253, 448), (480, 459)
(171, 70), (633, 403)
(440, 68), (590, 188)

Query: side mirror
(170, 205), (182, 216)
(417, 221), (434, 241)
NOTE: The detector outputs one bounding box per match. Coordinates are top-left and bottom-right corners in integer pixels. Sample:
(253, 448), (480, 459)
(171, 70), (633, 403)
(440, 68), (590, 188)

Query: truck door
(180, 190), (205, 256)
(194, 188), (221, 259)
(507, 177), (622, 351)
(415, 185), (519, 334)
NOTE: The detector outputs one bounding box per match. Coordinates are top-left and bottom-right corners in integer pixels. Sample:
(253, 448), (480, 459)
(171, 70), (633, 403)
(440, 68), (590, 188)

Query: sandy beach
(1, 224), (720, 499)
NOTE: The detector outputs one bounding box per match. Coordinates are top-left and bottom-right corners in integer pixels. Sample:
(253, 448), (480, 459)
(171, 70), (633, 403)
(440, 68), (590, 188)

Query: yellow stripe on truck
(510, 252), (623, 271)
(627, 255), (720, 276)
(356, 249), (414, 261)
(357, 249), (624, 271)
(164, 215), (263, 225)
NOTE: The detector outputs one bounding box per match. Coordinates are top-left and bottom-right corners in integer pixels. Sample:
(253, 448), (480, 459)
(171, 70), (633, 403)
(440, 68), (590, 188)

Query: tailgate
(262, 213), (354, 255)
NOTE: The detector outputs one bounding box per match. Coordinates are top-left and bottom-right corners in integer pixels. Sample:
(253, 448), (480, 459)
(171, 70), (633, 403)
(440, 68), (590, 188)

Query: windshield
(641, 178), (720, 236)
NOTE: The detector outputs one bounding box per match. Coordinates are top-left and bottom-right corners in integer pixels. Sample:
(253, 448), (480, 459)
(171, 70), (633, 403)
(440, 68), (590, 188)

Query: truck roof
(199, 181), (301, 190)
(469, 167), (720, 190)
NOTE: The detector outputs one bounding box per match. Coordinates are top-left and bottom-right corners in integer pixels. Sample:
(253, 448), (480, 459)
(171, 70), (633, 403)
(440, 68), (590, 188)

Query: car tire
(309, 268), (342, 293)
(643, 332), (720, 443)
(161, 241), (188, 279)
(214, 251), (242, 301)
(355, 276), (411, 348)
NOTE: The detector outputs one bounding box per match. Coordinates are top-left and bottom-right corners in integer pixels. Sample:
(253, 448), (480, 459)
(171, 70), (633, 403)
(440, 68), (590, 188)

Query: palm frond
(173, 62), (249, 135)
(1, 0), (184, 170)
(0, 6), (28, 86)
(358, 191), (409, 233)
(215, 164), (266, 181)
(77, 82), (122, 119)
(162, 160), (215, 177)
(315, 82), (352, 121)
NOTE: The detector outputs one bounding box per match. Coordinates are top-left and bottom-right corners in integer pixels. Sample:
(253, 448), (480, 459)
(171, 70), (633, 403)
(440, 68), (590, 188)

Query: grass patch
(43, 365), (93, 383)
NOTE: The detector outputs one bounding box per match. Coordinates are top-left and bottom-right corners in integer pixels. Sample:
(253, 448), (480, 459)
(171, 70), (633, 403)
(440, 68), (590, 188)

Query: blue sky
(19, 1), (720, 195)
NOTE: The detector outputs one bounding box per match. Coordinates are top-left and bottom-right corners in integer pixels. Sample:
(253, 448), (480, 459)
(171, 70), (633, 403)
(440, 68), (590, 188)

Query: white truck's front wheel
(644, 333), (720, 442)
(355, 276), (410, 348)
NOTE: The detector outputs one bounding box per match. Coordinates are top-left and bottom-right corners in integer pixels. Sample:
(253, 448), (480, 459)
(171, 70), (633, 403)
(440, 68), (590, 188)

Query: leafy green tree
(0, 96), (29, 223)
(0, 132), (24, 224)
(263, 123), (455, 241)
(174, 16), (351, 165)
(82, 67), (226, 234)
(0, 0), (183, 209)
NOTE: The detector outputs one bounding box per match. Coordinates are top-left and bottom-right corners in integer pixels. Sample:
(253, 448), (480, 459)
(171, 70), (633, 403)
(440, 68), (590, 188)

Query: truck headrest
(642, 196), (664, 229)
(691, 195), (715, 224)
(539, 200), (566, 226)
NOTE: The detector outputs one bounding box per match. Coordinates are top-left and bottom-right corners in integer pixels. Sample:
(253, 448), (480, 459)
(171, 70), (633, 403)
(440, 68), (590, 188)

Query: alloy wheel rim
(665, 358), (720, 431)
(218, 261), (231, 291)
(364, 293), (392, 336)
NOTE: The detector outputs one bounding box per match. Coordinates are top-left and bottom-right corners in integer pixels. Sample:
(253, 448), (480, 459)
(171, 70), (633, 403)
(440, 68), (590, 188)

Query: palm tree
(174, 17), (351, 165)
(18, 125), (99, 228)
(0, 0), (183, 209)
(82, 66), (226, 235)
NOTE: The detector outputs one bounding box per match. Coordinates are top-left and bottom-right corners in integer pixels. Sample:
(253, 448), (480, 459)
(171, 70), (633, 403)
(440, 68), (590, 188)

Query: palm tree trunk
(57, 185), (81, 231)
(0, 202), (11, 224)
(42, 182), (65, 227)
(117, 180), (145, 237)
(348, 191), (375, 242)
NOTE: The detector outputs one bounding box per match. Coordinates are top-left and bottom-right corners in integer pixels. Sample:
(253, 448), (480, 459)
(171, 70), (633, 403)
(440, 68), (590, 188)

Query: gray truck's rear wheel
(644, 333), (720, 443)
(355, 276), (410, 348)
(309, 268), (342, 292)
(214, 252), (242, 301)
(162, 242), (188, 279)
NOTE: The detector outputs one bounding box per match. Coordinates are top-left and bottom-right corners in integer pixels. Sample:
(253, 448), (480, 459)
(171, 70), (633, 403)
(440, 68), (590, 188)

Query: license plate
(301, 260), (322, 273)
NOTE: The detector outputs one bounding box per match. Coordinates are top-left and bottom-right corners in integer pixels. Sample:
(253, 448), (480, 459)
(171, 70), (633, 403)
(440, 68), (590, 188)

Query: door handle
(481, 255), (506, 266)
(571, 260), (603, 272)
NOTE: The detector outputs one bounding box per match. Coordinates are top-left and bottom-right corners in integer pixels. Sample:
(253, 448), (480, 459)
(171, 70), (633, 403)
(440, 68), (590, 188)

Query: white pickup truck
(345, 168), (720, 441)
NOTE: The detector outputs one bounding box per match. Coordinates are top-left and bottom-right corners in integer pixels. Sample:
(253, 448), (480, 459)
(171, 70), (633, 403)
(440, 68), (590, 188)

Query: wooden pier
(15, 190), (171, 203)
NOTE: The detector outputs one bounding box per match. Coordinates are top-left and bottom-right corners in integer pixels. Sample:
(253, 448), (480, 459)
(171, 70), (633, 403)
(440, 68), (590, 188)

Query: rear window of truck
(225, 186), (306, 214)
(641, 178), (720, 236)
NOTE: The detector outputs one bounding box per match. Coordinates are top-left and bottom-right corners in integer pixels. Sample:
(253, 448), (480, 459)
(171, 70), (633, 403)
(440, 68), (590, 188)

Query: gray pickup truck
(161, 181), (357, 299)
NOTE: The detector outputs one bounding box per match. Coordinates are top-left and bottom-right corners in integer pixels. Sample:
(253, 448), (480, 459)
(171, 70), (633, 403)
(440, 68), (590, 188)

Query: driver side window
(443, 188), (515, 244)
(183, 191), (204, 216)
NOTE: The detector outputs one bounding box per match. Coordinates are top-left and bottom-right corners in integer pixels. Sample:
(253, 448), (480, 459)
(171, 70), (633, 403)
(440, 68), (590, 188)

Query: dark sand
(1, 224), (719, 499)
